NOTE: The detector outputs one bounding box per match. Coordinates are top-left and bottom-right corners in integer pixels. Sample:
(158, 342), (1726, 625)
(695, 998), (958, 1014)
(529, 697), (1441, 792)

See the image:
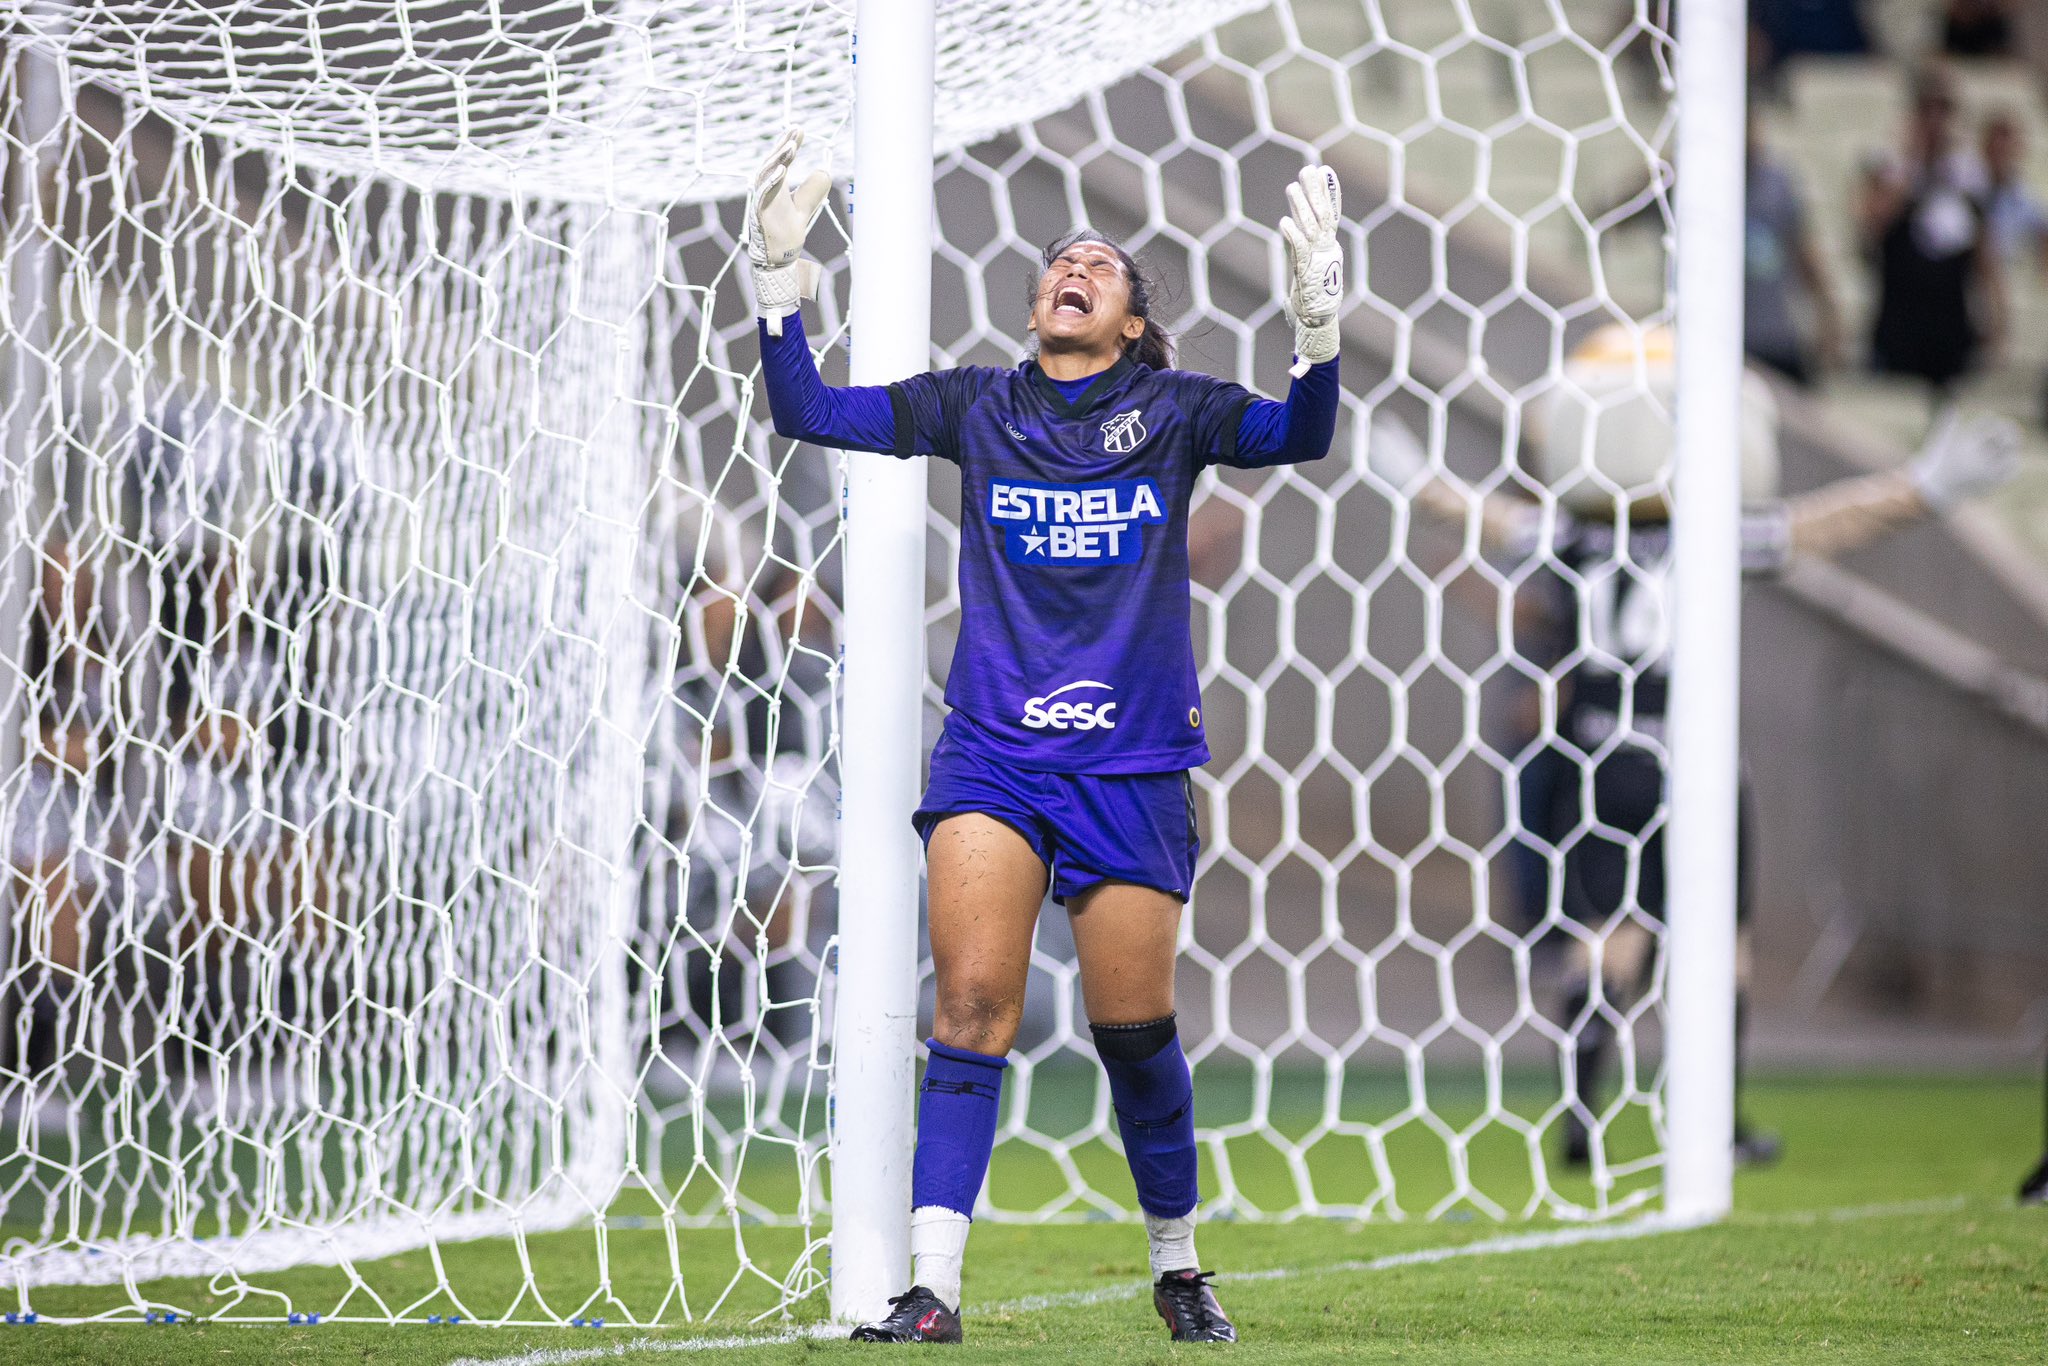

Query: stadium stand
(1766, 51), (2048, 555)
(1321, 1), (2048, 570)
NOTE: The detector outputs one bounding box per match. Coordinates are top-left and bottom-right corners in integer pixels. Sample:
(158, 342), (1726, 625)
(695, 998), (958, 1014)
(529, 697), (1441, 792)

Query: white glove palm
(747, 127), (832, 335)
(1908, 408), (2022, 510)
(1280, 164), (1345, 376)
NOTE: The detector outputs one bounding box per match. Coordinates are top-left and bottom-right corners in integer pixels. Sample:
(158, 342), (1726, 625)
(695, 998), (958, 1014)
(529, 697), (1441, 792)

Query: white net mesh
(0, 0), (1683, 1327)
(17, 1), (1264, 202)
(915, 0), (1678, 1225)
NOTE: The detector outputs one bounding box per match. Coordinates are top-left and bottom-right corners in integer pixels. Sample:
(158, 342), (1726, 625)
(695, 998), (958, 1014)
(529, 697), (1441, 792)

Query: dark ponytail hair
(1033, 229), (1175, 370)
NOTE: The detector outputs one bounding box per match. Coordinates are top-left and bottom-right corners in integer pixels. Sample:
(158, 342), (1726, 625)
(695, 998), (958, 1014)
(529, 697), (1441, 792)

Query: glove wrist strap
(753, 259), (821, 336)
(1290, 319), (1338, 377)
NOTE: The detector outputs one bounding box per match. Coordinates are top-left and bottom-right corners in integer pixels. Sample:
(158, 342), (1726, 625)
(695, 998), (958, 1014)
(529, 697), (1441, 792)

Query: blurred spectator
(135, 402), (342, 1072)
(1981, 111), (2048, 274)
(8, 544), (123, 1079)
(158, 540), (336, 1063)
(1979, 112), (2048, 430)
(2020, 7), (2048, 88)
(660, 561), (837, 1060)
(1748, 19), (1784, 103)
(1753, 0), (1871, 65)
(1943, 0), (2016, 59)
(1857, 66), (2005, 403)
(2023, 1050), (2046, 1203)
(1747, 109), (1846, 385)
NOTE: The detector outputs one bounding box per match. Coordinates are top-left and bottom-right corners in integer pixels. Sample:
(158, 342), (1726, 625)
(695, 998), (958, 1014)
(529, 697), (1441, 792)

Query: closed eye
(1058, 252), (1121, 274)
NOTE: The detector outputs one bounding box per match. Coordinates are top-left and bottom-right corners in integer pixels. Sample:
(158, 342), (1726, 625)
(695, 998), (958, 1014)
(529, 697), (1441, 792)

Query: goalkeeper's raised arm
(747, 130), (1340, 468)
(745, 127), (1342, 1346)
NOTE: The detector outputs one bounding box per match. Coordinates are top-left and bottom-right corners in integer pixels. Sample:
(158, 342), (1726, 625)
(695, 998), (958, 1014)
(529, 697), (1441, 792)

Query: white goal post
(0, 0), (1742, 1327)
(831, 0), (937, 1323)
(1664, 0), (1744, 1225)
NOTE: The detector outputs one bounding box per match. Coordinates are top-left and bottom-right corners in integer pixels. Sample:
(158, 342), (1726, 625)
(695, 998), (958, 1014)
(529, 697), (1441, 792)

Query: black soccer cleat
(2021, 1154), (2048, 1206)
(1153, 1269), (1236, 1343)
(1559, 1113), (1591, 1169)
(848, 1286), (963, 1344)
(1734, 1124), (1783, 1169)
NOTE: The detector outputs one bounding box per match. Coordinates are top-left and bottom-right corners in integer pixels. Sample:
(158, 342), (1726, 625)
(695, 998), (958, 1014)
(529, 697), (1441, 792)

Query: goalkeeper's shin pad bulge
(911, 1037), (1009, 1218)
(1094, 1015), (1199, 1219)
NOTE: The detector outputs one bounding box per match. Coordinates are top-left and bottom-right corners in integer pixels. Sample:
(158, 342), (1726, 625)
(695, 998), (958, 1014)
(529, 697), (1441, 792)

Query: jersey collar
(1024, 352), (1137, 418)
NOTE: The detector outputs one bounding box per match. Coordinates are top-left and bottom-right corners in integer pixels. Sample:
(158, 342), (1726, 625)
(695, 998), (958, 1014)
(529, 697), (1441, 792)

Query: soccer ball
(1533, 322), (1780, 516)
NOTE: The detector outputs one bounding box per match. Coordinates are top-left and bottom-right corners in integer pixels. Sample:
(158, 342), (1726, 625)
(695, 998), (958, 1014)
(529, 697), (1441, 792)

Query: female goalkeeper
(746, 128), (1343, 1344)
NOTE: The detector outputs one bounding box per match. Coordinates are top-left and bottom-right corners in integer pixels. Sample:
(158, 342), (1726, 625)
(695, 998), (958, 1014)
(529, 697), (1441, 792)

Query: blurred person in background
(2024, 1053), (2046, 1203)
(1976, 110), (2048, 426)
(6, 543), (124, 1087)
(1751, 0), (1871, 66)
(1368, 325), (2022, 1171)
(135, 404), (339, 1087)
(660, 559), (837, 1067)
(158, 540), (337, 1070)
(1858, 65), (2005, 410)
(2018, 5), (2048, 88)
(1747, 107), (1847, 386)
(1981, 111), (2048, 273)
(1942, 0), (2016, 59)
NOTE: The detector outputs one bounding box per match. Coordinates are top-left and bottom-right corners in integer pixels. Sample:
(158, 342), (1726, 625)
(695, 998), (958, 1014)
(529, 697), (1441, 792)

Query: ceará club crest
(1100, 408), (1147, 454)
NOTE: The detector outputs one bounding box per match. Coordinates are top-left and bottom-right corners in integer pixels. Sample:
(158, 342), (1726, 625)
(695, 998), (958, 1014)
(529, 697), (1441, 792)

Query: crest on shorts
(1100, 408), (1147, 454)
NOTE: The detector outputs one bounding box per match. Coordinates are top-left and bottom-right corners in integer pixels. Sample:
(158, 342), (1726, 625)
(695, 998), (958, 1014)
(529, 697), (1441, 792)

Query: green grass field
(3, 1072), (2043, 1363)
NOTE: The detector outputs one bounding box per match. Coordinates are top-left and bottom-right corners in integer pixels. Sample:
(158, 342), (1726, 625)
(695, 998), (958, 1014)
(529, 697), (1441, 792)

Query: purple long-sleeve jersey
(761, 315), (1339, 773)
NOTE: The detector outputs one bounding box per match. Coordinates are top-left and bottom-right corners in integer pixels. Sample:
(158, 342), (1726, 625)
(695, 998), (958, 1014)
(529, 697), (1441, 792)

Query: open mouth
(1054, 284), (1092, 316)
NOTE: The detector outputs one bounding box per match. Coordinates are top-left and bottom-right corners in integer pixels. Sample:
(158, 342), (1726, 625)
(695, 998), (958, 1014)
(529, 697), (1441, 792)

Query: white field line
(446, 1323), (848, 1363)
(445, 1198), (1996, 1366)
(24, 1196), (1986, 1347)
(445, 1212), (1710, 1366)
(1729, 1194), (1968, 1224)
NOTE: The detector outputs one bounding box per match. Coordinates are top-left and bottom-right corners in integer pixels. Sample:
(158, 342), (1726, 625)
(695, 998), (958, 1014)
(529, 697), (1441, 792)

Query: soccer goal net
(0, 0), (1729, 1328)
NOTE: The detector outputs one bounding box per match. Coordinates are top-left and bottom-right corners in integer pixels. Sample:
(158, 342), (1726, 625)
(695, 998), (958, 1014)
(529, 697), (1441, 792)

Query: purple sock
(910, 1038), (1008, 1217)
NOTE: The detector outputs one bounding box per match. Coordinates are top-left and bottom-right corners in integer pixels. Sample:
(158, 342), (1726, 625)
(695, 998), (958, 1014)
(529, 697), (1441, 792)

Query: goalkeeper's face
(1028, 241), (1148, 357)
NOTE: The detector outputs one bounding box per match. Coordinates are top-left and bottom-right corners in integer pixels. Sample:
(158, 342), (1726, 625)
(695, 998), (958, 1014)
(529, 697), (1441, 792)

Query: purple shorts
(913, 715), (1200, 904)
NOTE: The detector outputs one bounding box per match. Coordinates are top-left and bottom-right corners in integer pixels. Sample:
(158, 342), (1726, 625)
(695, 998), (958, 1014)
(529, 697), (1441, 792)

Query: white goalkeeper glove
(747, 126), (832, 336)
(1280, 163), (1344, 377)
(1907, 408), (2022, 510)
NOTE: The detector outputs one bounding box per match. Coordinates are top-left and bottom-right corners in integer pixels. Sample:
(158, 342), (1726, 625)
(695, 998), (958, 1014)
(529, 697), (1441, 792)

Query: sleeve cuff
(888, 383), (918, 458)
(1217, 393), (1253, 466)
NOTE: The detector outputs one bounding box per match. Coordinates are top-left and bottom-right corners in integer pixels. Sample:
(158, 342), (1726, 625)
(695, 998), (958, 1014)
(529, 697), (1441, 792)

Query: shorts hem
(912, 806), (1050, 867)
(1054, 872), (1191, 907)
